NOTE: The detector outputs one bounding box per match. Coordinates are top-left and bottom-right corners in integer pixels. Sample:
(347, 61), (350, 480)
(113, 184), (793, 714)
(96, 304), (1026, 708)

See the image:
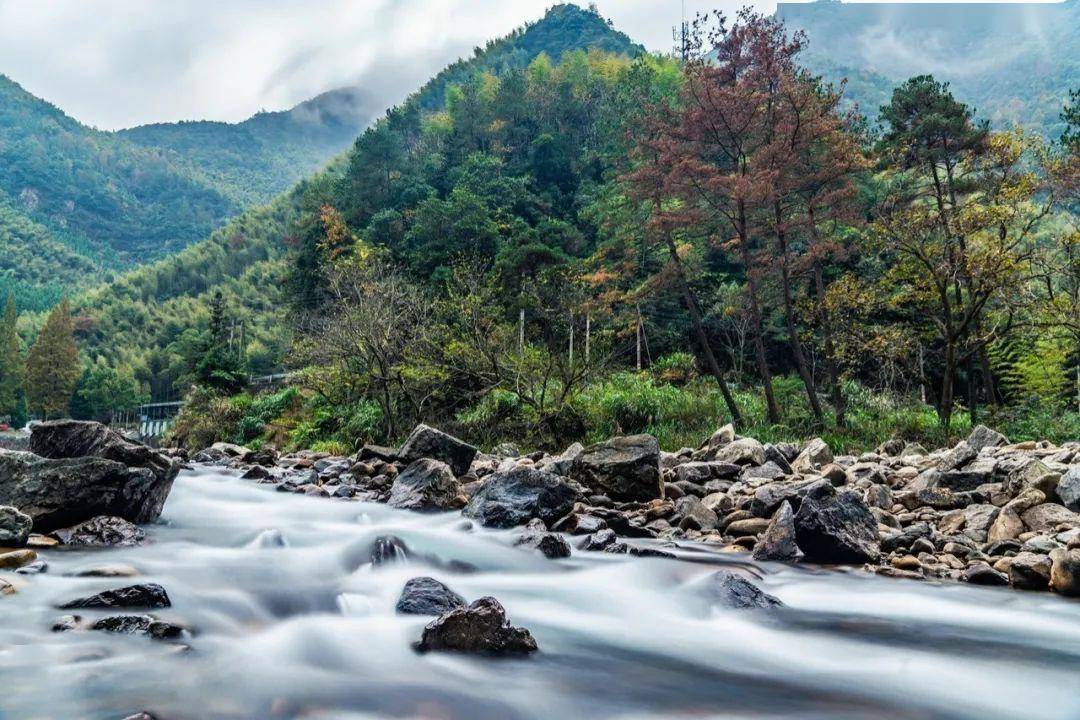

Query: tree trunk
(775, 201), (824, 423)
(739, 202), (781, 425)
(940, 338), (956, 432)
(660, 229), (743, 427)
(812, 258), (846, 427)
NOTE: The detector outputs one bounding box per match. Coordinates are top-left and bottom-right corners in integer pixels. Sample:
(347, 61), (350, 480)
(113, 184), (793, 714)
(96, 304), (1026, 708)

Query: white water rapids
(1, 466), (1079, 719)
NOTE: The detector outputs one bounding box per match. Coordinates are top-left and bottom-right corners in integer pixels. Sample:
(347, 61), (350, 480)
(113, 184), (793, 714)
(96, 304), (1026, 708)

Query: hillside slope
(777, 0), (1080, 136)
(73, 4), (644, 387)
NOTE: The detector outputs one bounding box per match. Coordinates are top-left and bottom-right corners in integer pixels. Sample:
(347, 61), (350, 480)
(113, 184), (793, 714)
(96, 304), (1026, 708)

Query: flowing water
(2, 466), (1079, 720)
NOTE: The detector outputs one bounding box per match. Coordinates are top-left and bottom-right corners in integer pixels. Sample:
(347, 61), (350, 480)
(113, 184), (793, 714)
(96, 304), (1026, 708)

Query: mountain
(117, 86), (374, 208)
(0, 74), (372, 311)
(776, 0), (1080, 136)
(71, 3), (644, 389)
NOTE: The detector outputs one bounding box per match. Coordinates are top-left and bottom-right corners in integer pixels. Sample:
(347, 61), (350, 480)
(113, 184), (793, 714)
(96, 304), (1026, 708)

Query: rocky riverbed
(1, 421), (1079, 719)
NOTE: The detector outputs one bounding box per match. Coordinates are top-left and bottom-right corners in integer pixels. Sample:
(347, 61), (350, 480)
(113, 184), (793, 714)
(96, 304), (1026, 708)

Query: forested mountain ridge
(67, 3), (645, 395)
(0, 76), (371, 311)
(776, 0), (1080, 137)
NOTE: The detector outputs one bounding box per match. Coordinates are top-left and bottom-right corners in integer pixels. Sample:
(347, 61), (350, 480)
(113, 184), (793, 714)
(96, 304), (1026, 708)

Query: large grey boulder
(464, 466), (577, 528)
(753, 501), (800, 562)
(570, 434), (662, 502)
(416, 596), (537, 654)
(1059, 467), (1080, 512)
(30, 420), (178, 487)
(0, 451), (173, 533)
(966, 424), (1008, 453)
(387, 459), (460, 511)
(395, 577), (467, 615)
(703, 571), (784, 609)
(794, 480), (880, 563)
(398, 425), (477, 477)
(0, 505), (32, 547)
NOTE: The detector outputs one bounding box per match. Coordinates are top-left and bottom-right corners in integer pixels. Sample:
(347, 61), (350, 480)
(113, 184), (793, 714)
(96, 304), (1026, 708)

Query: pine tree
(0, 293), (23, 420)
(24, 298), (81, 419)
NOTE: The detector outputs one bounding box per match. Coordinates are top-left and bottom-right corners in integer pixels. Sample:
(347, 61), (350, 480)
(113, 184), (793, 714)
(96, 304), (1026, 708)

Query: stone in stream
(579, 528), (617, 551)
(53, 614), (184, 640)
(704, 571), (784, 609)
(51, 515), (146, 547)
(395, 577), (467, 615)
(464, 467), (577, 529)
(514, 519), (571, 559)
(1056, 467), (1080, 512)
(387, 459), (461, 511)
(793, 480), (880, 564)
(58, 583), (171, 610)
(0, 548), (37, 570)
(0, 421), (177, 532)
(753, 501), (800, 562)
(1008, 552), (1052, 590)
(0, 505), (32, 546)
(570, 435), (662, 502)
(1049, 548), (1080, 596)
(370, 536), (412, 566)
(397, 424), (477, 477)
(416, 596), (538, 654)
(673, 495), (717, 532)
(962, 562), (1009, 586)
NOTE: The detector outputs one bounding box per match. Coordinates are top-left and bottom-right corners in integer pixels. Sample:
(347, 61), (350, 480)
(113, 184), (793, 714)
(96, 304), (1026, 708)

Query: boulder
(791, 438), (833, 474)
(58, 583), (171, 610)
(514, 519), (572, 558)
(987, 507), (1024, 543)
(52, 516), (146, 547)
(398, 424), (477, 477)
(0, 548), (37, 570)
(962, 562), (1009, 586)
(704, 571), (783, 609)
(0, 505), (32, 546)
(464, 467), (577, 528)
(570, 435), (662, 502)
(536, 442), (583, 476)
(967, 425), (1008, 453)
(387, 459), (460, 511)
(53, 614), (184, 640)
(938, 441), (977, 472)
(0, 451), (173, 533)
(794, 480), (880, 563)
(936, 458), (997, 492)
(753, 501), (799, 562)
(1057, 467), (1080, 512)
(714, 437), (766, 466)
(674, 495), (717, 532)
(30, 421), (178, 487)
(395, 577), (467, 615)
(1008, 552), (1052, 590)
(1021, 503), (1079, 532)
(416, 596), (537, 654)
(1049, 548), (1080, 597)
(579, 528), (617, 551)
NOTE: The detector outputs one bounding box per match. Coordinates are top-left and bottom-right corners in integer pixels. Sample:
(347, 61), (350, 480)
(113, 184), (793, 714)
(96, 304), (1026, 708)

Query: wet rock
(387, 459), (460, 511)
(1008, 552), (1052, 590)
(753, 501), (799, 562)
(0, 548), (36, 570)
(15, 559), (47, 574)
(370, 536), (411, 566)
(240, 465), (272, 481)
(967, 425), (1008, 453)
(0, 505), (32, 546)
(396, 577), (467, 615)
(78, 614), (185, 640)
(579, 528), (617, 551)
(714, 437), (766, 466)
(514, 519), (571, 558)
(464, 466), (577, 528)
(0, 577), (15, 596)
(794, 480), (880, 564)
(937, 459), (997, 492)
(605, 543), (677, 559)
(674, 495), (717, 531)
(30, 420), (178, 488)
(1021, 503), (1079, 532)
(398, 425), (477, 477)
(1049, 548), (1080, 596)
(72, 563), (140, 578)
(792, 438), (833, 474)
(962, 561), (1009, 586)
(704, 571), (783, 609)
(58, 583), (171, 610)
(551, 512), (606, 535)
(1057, 467), (1080, 512)
(416, 596), (537, 654)
(570, 435), (662, 502)
(51, 515), (146, 547)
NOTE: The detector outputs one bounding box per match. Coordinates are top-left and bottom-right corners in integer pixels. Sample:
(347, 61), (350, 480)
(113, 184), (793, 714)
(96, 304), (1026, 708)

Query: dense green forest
(5, 4), (1078, 455)
(0, 71), (369, 311)
(778, 0), (1080, 137)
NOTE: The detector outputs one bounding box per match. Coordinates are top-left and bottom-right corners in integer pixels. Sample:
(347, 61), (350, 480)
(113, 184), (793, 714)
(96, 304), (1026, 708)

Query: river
(2, 466), (1079, 719)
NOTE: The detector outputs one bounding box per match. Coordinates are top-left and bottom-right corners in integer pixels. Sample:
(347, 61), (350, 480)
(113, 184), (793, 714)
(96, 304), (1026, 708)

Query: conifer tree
(0, 293), (23, 420)
(24, 298), (80, 419)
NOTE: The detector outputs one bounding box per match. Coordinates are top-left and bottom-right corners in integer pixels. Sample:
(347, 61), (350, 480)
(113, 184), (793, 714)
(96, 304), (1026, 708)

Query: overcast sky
(0, 0), (1059, 130)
